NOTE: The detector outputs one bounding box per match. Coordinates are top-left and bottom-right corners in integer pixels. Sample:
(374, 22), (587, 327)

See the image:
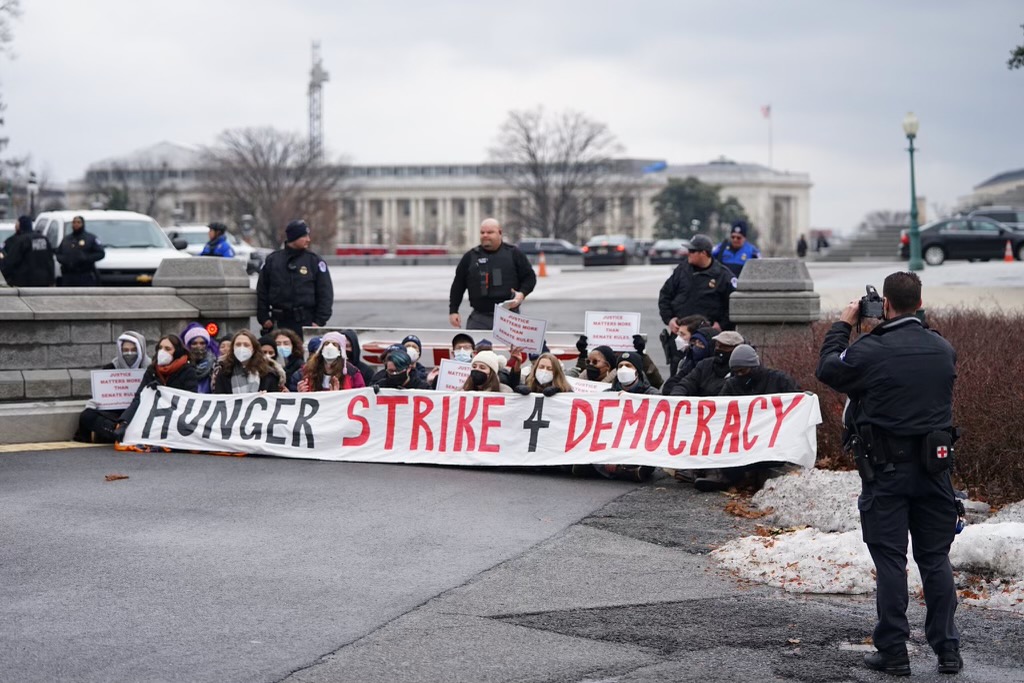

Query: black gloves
(514, 384), (532, 395)
(542, 386), (560, 397)
(633, 334), (646, 353)
(576, 335), (588, 353)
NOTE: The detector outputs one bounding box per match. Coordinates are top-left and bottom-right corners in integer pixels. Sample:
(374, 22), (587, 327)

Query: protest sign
(436, 359), (472, 391)
(566, 377), (612, 394)
(90, 369), (147, 410)
(585, 311), (642, 351)
(492, 306), (547, 354)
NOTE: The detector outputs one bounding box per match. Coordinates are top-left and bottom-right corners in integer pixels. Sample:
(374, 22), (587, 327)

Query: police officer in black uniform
(449, 218), (536, 330)
(817, 271), (962, 677)
(55, 215), (106, 286)
(657, 234), (735, 334)
(0, 215), (55, 287)
(256, 219), (334, 335)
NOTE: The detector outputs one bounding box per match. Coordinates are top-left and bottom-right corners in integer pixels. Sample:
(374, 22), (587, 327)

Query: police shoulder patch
(318, 260), (327, 272)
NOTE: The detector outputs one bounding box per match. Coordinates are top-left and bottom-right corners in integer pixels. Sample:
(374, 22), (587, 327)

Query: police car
(33, 210), (191, 285)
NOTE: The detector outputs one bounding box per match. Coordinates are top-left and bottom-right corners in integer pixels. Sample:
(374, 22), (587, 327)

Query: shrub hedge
(762, 310), (1024, 505)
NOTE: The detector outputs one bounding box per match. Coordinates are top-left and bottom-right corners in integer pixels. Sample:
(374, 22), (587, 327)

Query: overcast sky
(2, 0), (1023, 231)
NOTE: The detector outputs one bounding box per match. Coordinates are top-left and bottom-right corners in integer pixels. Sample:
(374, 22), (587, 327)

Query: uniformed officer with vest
(199, 222), (235, 258)
(449, 218), (536, 330)
(817, 271), (963, 677)
(711, 220), (760, 276)
(658, 234), (735, 333)
(55, 215), (106, 286)
(256, 219), (334, 335)
(1, 215), (55, 287)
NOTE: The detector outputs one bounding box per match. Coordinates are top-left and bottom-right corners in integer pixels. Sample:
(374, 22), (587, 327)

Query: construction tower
(308, 41), (329, 162)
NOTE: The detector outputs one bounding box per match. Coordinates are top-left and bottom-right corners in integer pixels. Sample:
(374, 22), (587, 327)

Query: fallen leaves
(725, 499), (774, 519)
(104, 474), (129, 482)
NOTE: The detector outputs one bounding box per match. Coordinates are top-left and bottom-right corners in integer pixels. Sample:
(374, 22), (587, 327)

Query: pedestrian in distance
(0, 215), (55, 287)
(796, 234), (808, 258)
(449, 218), (536, 330)
(817, 271), (963, 677)
(658, 233), (735, 334)
(55, 215), (105, 286)
(200, 222), (235, 258)
(712, 220), (761, 277)
(256, 219), (334, 335)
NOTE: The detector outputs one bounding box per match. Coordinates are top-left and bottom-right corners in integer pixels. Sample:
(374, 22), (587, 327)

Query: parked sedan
(515, 238), (583, 256)
(648, 238), (691, 265)
(582, 234), (635, 266)
(899, 217), (1024, 265)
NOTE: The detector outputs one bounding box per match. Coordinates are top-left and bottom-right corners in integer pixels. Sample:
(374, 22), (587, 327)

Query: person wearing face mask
(182, 326), (218, 394)
(460, 351), (513, 393)
(609, 352), (660, 395)
(298, 331), (366, 392)
(667, 330), (743, 397)
(664, 314), (709, 376)
(374, 347), (431, 390)
(74, 330), (151, 442)
(569, 335), (661, 389)
(401, 334), (430, 383)
(428, 332), (475, 388)
(341, 329), (374, 386)
(115, 334), (198, 439)
(272, 328), (305, 392)
(213, 329), (282, 394)
(567, 345), (618, 384)
(661, 327), (715, 395)
(514, 352), (573, 396)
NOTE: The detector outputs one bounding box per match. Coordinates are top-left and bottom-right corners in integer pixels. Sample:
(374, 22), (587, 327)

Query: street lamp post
(26, 172), (39, 218)
(903, 112), (923, 271)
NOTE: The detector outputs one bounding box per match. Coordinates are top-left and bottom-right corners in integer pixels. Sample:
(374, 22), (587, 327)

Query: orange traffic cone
(538, 251), (548, 277)
(1005, 240), (1015, 263)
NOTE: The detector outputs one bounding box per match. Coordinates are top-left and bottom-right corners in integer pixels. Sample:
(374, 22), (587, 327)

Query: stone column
(729, 258), (821, 359)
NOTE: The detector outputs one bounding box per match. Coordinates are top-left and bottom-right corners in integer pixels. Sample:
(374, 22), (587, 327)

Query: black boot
(937, 649), (963, 674)
(864, 649), (911, 676)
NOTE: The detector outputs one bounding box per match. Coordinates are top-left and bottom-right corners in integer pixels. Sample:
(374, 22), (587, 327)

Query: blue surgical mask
(277, 346), (292, 359)
(453, 349), (472, 363)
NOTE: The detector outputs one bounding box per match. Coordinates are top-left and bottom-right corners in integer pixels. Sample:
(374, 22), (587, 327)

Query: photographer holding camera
(816, 271), (963, 677)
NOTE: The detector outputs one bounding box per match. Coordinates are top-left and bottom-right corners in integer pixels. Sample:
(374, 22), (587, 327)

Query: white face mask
(321, 344), (341, 361)
(617, 367), (637, 385)
(675, 336), (689, 351)
(234, 346), (253, 363)
(535, 369), (554, 385)
(156, 349), (173, 366)
(453, 348), (472, 363)
(406, 346), (420, 363)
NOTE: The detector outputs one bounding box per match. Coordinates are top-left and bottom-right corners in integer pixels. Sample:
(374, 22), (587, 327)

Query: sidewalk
(287, 480), (1024, 683)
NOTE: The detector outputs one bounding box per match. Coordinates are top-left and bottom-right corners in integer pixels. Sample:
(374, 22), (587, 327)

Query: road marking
(0, 441), (107, 453)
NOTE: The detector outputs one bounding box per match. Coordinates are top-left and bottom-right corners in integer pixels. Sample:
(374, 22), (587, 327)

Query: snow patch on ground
(713, 469), (1024, 614)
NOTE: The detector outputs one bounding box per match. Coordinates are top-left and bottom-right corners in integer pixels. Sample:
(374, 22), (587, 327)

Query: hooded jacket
(667, 353), (733, 397)
(342, 329), (374, 385)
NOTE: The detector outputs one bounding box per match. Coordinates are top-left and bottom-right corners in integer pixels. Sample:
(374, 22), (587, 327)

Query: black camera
(859, 285), (884, 319)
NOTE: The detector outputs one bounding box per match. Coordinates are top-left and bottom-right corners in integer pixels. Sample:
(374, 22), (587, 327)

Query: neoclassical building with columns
(67, 142), (812, 254)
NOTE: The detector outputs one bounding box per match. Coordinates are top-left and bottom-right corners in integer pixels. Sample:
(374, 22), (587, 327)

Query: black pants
(76, 408), (121, 443)
(858, 460), (959, 655)
(60, 271), (98, 286)
(271, 318), (312, 336)
(466, 310), (493, 330)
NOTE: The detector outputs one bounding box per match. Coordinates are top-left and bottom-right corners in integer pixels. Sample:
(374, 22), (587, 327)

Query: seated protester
(297, 331), (366, 392)
(501, 345), (526, 389)
(259, 334), (279, 364)
(183, 326), (218, 394)
(401, 334), (430, 383)
(474, 338), (493, 353)
(427, 332), (475, 388)
(626, 334), (663, 390)
(342, 329), (374, 386)
(217, 336), (232, 359)
(569, 335), (660, 388)
(292, 335), (322, 390)
(271, 328), (305, 392)
(661, 327), (715, 395)
(666, 330), (742, 397)
(115, 334), (199, 440)
(667, 314), (710, 377)
(462, 351), (513, 393)
(694, 345), (800, 493)
(373, 347), (430, 390)
(608, 351), (660, 395)
(213, 330), (282, 394)
(567, 344), (618, 384)
(369, 343), (405, 387)
(515, 352), (573, 396)
(75, 331), (150, 442)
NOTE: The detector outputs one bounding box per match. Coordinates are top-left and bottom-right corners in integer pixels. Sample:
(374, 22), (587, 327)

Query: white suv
(33, 210), (191, 285)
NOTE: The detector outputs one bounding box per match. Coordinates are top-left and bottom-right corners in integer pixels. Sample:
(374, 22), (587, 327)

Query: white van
(33, 210), (191, 285)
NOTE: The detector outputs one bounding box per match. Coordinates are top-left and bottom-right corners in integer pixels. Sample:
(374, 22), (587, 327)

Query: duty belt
(875, 433), (923, 463)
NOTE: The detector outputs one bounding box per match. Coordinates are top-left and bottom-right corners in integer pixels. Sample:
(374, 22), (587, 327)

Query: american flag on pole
(761, 104), (772, 119)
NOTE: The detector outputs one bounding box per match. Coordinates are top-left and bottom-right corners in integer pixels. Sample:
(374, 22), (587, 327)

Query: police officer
(657, 234), (735, 333)
(817, 271), (962, 677)
(55, 215), (106, 286)
(200, 222), (235, 258)
(449, 218), (536, 330)
(0, 215), (55, 287)
(256, 219), (334, 335)
(712, 220), (760, 277)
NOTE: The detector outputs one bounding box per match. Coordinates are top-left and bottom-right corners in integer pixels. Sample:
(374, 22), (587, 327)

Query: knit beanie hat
(616, 351), (647, 381)
(183, 326), (211, 347)
(285, 219), (310, 243)
(320, 331), (348, 359)
(729, 344), (760, 369)
(402, 334), (422, 352)
(592, 345), (617, 369)
(306, 336), (322, 355)
(472, 350), (502, 374)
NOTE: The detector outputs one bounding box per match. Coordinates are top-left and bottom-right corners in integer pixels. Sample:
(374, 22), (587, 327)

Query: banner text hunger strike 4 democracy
(124, 386), (822, 469)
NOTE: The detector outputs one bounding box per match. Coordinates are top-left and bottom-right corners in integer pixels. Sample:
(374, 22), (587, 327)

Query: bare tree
(201, 127), (344, 249)
(488, 107), (628, 243)
(0, 0), (22, 215)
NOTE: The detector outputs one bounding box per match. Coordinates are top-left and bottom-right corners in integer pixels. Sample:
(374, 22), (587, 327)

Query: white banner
(90, 369), (147, 410)
(436, 359), (471, 392)
(122, 387), (821, 470)
(492, 306), (547, 354)
(585, 311), (641, 352)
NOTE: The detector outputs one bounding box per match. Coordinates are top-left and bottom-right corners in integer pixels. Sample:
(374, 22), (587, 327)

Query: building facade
(68, 143), (812, 254)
